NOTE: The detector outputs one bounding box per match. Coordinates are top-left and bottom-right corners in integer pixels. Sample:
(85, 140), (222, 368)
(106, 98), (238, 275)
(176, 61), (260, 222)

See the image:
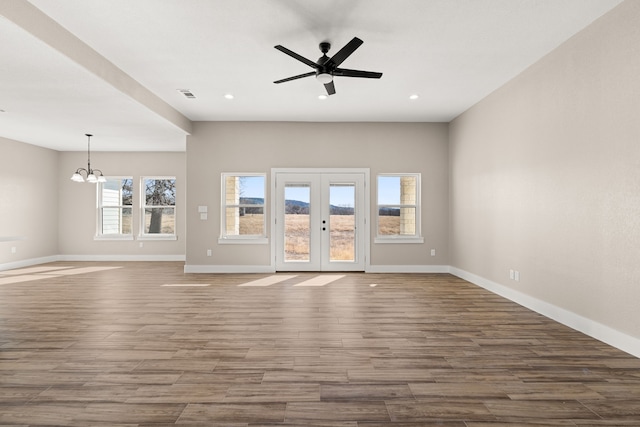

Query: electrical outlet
(509, 269), (514, 280)
(514, 271), (520, 282)
(11, 246), (17, 254)
(207, 249), (212, 257)
(430, 249), (436, 256)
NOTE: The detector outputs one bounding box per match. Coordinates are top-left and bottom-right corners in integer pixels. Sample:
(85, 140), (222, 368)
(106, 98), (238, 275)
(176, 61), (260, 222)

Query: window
(376, 174), (423, 243)
(141, 177), (176, 239)
(220, 174), (266, 243)
(96, 178), (133, 239)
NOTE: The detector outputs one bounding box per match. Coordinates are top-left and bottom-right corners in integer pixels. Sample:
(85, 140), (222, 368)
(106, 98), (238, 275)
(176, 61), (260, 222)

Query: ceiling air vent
(177, 89), (196, 99)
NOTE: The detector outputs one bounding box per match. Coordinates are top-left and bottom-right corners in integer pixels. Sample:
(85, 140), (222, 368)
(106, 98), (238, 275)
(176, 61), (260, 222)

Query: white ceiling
(0, 0), (623, 152)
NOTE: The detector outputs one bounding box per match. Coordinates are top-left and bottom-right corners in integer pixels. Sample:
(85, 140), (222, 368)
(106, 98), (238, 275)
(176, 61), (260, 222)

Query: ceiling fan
(273, 36), (383, 96)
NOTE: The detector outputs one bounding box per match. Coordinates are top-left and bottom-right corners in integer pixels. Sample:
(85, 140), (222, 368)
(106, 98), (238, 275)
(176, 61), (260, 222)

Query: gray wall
(185, 121), (449, 270)
(449, 1), (640, 341)
(0, 137), (59, 265)
(57, 151), (186, 259)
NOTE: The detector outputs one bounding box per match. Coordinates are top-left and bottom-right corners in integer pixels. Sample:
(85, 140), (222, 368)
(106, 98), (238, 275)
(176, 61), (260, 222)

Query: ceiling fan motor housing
(319, 41), (331, 54)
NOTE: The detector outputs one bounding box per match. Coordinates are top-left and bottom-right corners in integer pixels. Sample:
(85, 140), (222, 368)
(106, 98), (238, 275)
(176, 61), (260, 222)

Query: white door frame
(271, 168), (370, 271)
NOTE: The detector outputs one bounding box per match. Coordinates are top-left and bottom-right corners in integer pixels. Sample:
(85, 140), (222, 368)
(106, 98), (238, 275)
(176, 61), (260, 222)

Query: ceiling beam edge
(0, 0), (192, 135)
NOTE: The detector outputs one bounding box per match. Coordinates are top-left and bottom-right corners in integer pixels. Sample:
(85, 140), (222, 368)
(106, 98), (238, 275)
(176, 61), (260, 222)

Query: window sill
(94, 235), (134, 241)
(374, 236), (424, 244)
(218, 237), (269, 245)
(138, 235), (178, 241)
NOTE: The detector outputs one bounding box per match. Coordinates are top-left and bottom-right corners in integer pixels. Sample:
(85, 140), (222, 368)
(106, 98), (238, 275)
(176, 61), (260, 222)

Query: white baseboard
(183, 264), (449, 274)
(0, 255), (60, 272)
(1, 255), (185, 271)
(449, 266), (640, 359)
(184, 264), (276, 274)
(366, 265), (450, 273)
(59, 254), (185, 262)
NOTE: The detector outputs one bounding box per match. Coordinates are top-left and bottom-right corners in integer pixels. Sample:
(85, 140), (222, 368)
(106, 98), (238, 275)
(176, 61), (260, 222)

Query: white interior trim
(449, 266), (640, 359)
(366, 264), (449, 273)
(58, 255), (185, 262)
(184, 264), (275, 274)
(0, 255), (60, 272)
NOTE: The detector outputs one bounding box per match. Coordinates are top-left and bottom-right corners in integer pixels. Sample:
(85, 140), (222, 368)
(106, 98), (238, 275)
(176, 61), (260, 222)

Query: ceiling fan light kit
(316, 73), (333, 84)
(274, 36), (382, 96)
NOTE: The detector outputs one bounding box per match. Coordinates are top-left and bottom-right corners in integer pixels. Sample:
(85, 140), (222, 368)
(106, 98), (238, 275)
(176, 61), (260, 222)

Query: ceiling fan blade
(326, 37), (363, 68)
(274, 71), (316, 84)
(324, 81), (336, 96)
(333, 68), (383, 79)
(274, 45), (319, 69)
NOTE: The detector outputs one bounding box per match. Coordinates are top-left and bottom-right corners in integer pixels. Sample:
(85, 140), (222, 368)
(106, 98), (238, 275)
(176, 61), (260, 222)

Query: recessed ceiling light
(224, 94), (234, 100)
(409, 94), (419, 100)
(318, 95), (328, 100)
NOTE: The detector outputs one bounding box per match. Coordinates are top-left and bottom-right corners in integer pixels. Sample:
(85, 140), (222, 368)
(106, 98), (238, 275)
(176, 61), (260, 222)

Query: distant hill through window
(239, 198), (398, 216)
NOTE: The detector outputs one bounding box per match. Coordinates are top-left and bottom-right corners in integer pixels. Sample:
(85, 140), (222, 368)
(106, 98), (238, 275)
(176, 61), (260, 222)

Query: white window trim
(139, 176), (177, 240)
(95, 176), (134, 240)
(375, 173), (423, 244)
(138, 234), (177, 241)
(94, 235), (135, 241)
(374, 236), (424, 244)
(219, 173), (267, 244)
(218, 236), (268, 245)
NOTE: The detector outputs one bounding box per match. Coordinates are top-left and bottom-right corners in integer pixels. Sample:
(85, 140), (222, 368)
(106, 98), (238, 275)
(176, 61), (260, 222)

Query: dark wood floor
(1, 262), (639, 426)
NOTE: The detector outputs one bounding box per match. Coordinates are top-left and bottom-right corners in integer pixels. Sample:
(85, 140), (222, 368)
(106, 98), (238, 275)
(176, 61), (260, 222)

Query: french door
(274, 170), (367, 271)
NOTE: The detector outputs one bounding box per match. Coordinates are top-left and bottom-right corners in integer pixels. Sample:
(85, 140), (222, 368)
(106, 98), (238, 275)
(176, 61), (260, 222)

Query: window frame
(95, 176), (134, 240)
(375, 173), (424, 244)
(219, 173), (268, 244)
(140, 176), (177, 240)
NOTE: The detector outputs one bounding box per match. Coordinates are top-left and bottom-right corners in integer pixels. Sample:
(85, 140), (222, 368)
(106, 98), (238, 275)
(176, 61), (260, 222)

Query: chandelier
(70, 133), (106, 183)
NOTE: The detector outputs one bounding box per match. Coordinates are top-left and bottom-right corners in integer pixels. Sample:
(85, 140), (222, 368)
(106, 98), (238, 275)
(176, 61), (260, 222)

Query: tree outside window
(142, 177), (176, 235)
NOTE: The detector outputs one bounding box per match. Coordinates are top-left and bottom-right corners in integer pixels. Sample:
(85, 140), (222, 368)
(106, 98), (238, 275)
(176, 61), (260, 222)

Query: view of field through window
(234, 176), (405, 260)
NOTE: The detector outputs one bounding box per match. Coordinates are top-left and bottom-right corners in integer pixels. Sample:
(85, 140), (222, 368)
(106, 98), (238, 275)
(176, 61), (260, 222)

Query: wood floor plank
(320, 383), (414, 401)
(223, 383), (320, 402)
(483, 399), (599, 420)
(177, 403), (286, 423)
(386, 399), (497, 422)
(0, 261), (638, 425)
(285, 401), (390, 422)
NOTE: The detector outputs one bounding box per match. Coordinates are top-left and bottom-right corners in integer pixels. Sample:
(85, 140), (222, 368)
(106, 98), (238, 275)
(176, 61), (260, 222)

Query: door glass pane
(284, 184), (310, 261)
(329, 183), (355, 262)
